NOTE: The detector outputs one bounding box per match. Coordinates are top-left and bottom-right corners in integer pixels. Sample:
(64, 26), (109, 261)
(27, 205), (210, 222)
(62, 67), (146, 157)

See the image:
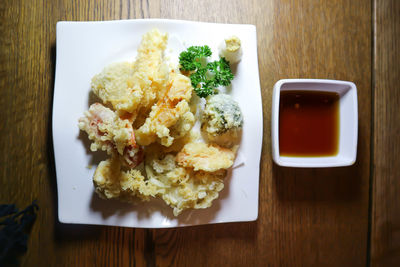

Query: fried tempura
(176, 142), (236, 172)
(80, 29), (242, 216)
(78, 103), (143, 168)
(135, 72), (195, 147)
(91, 29), (169, 119)
(93, 153), (225, 216)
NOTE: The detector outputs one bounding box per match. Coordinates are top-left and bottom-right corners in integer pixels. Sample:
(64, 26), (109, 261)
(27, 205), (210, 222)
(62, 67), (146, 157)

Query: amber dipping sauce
(279, 90), (340, 156)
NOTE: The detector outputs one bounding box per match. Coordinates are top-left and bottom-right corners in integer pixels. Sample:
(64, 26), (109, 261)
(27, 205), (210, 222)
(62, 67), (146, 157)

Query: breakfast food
(79, 29), (243, 216)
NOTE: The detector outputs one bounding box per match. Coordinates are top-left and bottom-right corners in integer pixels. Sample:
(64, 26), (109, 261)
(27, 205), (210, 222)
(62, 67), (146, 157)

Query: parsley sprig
(179, 46), (234, 98)
(179, 45), (212, 71)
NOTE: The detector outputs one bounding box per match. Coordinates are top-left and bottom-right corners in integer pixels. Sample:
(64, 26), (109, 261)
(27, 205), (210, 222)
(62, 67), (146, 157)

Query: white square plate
(53, 19), (262, 228)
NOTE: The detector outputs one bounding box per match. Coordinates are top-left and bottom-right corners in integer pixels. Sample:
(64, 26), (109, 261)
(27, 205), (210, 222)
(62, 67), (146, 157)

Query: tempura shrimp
(78, 103), (143, 168)
(135, 72), (195, 147)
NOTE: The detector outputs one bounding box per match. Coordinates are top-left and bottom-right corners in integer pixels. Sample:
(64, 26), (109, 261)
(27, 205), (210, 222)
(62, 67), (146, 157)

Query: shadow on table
(272, 160), (363, 202)
(272, 118), (369, 203)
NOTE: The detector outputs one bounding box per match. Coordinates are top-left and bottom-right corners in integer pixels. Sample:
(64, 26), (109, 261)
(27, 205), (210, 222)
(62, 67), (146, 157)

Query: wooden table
(0, 0), (398, 266)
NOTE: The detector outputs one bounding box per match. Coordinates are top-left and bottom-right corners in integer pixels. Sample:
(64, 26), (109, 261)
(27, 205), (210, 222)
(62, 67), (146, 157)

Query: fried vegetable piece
(145, 153), (226, 216)
(93, 156), (149, 202)
(201, 94), (243, 147)
(93, 153), (225, 216)
(176, 142), (236, 172)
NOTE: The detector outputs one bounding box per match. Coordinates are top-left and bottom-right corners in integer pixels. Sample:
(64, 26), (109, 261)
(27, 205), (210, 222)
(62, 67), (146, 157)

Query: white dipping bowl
(271, 79), (358, 168)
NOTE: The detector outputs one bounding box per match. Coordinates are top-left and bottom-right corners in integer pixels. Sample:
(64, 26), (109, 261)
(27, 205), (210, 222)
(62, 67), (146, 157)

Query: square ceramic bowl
(271, 79), (358, 168)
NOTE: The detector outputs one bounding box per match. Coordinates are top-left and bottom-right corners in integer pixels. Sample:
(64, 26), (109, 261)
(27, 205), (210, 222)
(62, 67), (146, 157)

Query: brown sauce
(279, 90), (339, 157)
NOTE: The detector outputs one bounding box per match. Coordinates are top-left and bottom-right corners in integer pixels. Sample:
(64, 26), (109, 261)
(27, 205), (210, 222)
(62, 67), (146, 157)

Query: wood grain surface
(0, 0), (394, 266)
(371, 0), (400, 266)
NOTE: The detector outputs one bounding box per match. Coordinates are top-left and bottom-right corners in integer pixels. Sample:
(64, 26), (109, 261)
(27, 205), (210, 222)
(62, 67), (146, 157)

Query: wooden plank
(0, 0), (372, 266)
(153, 0), (371, 266)
(371, 0), (400, 266)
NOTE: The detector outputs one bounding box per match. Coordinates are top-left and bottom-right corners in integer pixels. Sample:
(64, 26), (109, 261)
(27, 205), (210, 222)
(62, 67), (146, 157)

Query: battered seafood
(135, 72), (195, 147)
(78, 103), (143, 168)
(91, 30), (169, 119)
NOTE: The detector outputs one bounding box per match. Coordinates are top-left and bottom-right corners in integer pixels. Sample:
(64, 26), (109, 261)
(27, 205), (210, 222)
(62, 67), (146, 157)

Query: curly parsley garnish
(179, 45), (212, 71)
(179, 46), (234, 98)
